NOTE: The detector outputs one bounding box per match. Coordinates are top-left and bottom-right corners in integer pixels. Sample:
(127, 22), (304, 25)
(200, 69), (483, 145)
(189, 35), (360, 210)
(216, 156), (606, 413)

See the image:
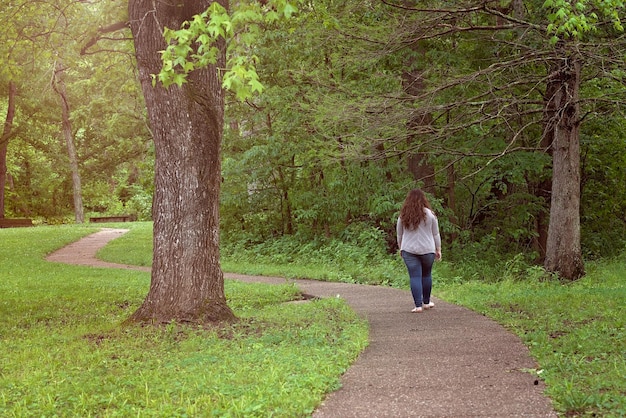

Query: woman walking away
(397, 189), (442, 313)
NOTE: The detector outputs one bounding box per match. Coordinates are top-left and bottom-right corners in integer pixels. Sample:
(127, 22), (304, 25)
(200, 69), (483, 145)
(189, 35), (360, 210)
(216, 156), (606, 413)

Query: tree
(540, 0), (626, 277)
(126, 0), (301, 324)
(0, 82), (16, 219)
(1, 0), (152, 221)
(52, 61), (85, 223)
(542, 43), (584, 279)
(127, 0), (235, 324)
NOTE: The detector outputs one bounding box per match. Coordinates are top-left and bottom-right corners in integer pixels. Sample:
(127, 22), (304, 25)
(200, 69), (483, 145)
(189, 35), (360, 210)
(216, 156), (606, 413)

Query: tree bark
(53, 63), (84, 224)
(1, 82), (16, 219)
(408, 152), (435, 193)
(444, 162), (459, 240)
(544, 54), (585, 280)
(532, 64), (559, 263)
(127, 0), (235, 324)
(403, 69), (436, 193)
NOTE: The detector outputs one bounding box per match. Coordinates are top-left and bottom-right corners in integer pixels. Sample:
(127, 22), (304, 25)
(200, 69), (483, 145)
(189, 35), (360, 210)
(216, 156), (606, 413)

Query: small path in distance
(46, 228), (557, 418)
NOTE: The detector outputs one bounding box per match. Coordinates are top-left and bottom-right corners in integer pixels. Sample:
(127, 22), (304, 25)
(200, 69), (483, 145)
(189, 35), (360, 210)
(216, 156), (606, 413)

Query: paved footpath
(47, 229), (557, 418)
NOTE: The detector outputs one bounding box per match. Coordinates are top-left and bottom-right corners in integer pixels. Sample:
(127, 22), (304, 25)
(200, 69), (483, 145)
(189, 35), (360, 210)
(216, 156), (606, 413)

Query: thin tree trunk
(53, 62), (84, 224)
(532, 69), (559, 263)
(1, 82), (16, 219)
(408, 152), (435, 193)
(277, 162), (294, 235)
(404, 69), (436, 193)
(127, 0), (235, 324)
(444, 162), (459, 241)
(544, 55), (585, 280)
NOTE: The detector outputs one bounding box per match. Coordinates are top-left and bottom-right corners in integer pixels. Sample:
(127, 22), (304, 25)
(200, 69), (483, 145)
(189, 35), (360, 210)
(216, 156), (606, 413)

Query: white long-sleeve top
(397, 208), (441, 255)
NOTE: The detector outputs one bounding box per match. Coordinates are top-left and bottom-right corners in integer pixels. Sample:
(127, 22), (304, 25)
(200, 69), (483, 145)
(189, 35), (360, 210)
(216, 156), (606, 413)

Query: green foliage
(220, 1), (413, 245)
(5, 130), (71, 219)
(543, 0), (625, 41)
(157, 0), (301, 100)
(0, 225), (368, 417)
(580, 117), (626, 258)
(1, 0), (153, 222)
(214, 0), (626, 266)
(2, 0), (626, 281)
(223, 229), (409, 288)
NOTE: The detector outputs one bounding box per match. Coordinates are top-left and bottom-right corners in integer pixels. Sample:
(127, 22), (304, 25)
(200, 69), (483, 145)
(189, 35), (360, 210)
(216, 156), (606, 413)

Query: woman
(397, 189), (442, 313)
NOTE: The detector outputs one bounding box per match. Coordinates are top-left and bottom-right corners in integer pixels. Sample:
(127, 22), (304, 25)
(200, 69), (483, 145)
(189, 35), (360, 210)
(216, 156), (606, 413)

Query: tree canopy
(1, 0), (625, 283)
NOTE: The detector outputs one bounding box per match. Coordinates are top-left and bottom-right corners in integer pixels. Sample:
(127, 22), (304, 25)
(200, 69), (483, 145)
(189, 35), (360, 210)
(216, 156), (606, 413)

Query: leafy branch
(543, 0), (625, 42)
(155, 0), (300, 101)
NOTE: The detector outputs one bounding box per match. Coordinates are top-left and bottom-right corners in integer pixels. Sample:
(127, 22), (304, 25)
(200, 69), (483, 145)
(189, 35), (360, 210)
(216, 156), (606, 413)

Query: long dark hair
(399, 189), (433, 230)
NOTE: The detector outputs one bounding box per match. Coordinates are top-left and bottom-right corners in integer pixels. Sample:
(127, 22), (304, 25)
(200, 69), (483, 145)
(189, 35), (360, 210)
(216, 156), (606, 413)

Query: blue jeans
(401, 251), (435, 307)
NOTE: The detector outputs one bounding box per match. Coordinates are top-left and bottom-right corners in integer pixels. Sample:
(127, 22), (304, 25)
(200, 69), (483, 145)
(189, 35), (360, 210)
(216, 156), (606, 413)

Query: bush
(222, 224), (406, 286)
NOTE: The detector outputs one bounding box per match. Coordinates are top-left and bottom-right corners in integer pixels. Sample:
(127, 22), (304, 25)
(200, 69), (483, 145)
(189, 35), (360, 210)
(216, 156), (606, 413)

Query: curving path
(46, 228), (557, 417)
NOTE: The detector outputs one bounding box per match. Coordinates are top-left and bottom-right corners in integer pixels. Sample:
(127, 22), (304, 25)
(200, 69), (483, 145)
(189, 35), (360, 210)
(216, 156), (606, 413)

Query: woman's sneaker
(423, 302), (435, 310)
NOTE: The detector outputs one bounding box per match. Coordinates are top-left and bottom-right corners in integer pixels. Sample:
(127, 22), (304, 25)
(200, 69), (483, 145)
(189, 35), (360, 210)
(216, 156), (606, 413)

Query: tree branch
(80, 21), (130, 55)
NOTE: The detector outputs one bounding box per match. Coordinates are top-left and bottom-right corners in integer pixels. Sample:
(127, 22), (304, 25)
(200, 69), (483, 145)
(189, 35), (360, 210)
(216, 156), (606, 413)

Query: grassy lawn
(15, 223), (626, 417)
(27, 222), (626, 417)
(0, 224), (368, 417)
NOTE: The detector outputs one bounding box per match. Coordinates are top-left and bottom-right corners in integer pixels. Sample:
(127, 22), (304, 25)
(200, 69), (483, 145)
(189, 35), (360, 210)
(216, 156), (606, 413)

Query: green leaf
(156, 0), (300, 89)
(173, 73), (186, 87)
(283, 3), (298, 18)
(266, 11), (280, 23)
(249, 78), (264, 94)
(183, 61), (195, 73)
(197, 34), (211, 46)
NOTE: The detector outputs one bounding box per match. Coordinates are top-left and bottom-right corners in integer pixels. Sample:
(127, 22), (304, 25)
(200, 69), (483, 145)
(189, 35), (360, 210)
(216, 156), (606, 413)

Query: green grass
(98, 222), (626, 416)
(96, 222), (153, 267)
(436, 260), (626, 417)
(0, 224), (368, 417)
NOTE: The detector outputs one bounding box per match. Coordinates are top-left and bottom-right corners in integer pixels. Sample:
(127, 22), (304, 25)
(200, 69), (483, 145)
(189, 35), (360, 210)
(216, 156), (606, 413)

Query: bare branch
(80, 21), (130, 55)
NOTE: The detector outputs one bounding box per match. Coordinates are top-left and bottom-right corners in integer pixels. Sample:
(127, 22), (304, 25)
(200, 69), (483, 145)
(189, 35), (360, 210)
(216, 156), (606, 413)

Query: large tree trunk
(544, 55), (585, 280)
(127, 0), (235, 324)
(53, 63), (84, 224)
(1, 82), (16, 219)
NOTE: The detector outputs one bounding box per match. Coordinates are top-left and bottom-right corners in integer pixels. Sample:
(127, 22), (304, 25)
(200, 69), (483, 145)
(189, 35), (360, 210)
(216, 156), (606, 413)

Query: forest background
(2, 0), (626, 280)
